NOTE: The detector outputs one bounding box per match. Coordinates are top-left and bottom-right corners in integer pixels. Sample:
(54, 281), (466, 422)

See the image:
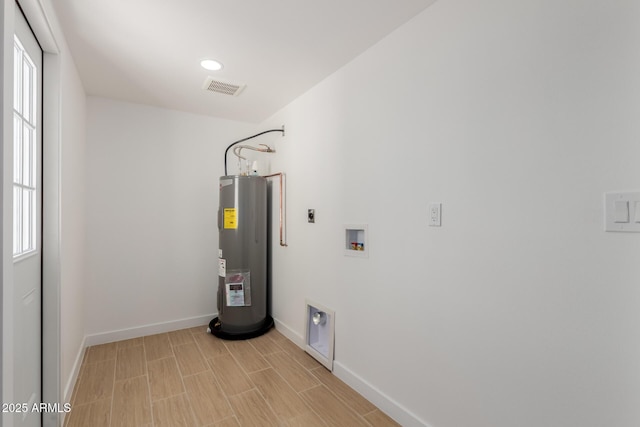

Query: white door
(13, 5), (43, 427)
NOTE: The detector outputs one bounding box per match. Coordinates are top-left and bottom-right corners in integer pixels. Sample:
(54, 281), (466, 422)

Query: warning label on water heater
(226, 282), (245, 306)
(225, 271), (251, 307)
(224, 208), (238, 229)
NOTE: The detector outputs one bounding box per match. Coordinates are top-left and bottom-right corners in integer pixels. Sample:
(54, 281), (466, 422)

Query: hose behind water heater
(223, 126), (285, 176)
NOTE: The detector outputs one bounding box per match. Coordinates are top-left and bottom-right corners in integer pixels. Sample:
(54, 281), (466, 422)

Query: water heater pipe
(223, 126), (285, 176)
(263, 172), (287, 247)
(233, 144), (275, 161)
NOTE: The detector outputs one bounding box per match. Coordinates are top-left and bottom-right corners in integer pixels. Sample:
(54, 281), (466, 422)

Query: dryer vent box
(304, 300), (335, 371)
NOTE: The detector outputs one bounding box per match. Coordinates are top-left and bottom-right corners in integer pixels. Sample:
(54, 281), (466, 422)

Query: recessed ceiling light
(201, 59), (223, 71)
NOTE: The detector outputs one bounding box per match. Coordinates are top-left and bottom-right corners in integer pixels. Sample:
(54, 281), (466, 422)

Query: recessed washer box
(344, 224), (368, 257)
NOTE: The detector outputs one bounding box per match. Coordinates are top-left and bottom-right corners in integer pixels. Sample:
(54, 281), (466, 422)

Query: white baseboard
(84, 313), (215, 347)
(61, 335), (86, 426)
(273, 317), (305, 348)
(63, 336), (86, 403)
(333, 361), (432, 427)
(273, 316), (431, 427)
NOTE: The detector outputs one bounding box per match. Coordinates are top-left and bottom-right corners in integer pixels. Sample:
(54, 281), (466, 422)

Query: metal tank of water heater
(209, 175), (274, 339)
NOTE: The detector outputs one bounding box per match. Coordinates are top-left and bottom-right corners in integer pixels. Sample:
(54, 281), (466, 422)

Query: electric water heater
(210, 175), (273, 339)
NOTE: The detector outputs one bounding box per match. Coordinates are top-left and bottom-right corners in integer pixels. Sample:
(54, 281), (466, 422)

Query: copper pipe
(263, 172), (287, 247)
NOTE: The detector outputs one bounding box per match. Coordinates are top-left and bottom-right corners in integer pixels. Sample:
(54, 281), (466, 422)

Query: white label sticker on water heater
(226, 282), (245, 306)
(218, 259), (226, 277)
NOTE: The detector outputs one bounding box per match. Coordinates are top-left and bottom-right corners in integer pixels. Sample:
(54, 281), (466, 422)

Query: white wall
(262, 0), (640, 426)
(84, 98), (257, 338)
(79, 1), (640, 425)
(58, 35), (87, 402)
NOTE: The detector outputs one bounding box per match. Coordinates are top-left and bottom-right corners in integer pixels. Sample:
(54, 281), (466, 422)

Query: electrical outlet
(429, 203), (441, 227)
(308, 209), (315, 223)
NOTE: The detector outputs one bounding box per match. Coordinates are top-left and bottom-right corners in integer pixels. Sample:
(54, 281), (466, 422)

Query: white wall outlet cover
(429, 203), (442, 227)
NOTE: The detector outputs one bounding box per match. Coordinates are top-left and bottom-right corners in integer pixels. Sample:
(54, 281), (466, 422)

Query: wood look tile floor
(65, 326), (400, 427)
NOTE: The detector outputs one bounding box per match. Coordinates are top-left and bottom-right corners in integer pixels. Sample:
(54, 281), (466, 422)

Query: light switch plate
(605, 192), (640, 232)
(614, 200), (630, 223)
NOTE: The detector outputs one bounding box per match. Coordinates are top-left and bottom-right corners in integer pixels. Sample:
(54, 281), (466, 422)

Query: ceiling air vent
(202, 77), (246, 96)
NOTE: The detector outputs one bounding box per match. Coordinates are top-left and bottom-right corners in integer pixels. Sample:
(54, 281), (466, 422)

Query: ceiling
(52, 0), (437, 123)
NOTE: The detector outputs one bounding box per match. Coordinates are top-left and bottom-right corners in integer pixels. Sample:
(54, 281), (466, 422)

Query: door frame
(2, 0), (62, 425)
